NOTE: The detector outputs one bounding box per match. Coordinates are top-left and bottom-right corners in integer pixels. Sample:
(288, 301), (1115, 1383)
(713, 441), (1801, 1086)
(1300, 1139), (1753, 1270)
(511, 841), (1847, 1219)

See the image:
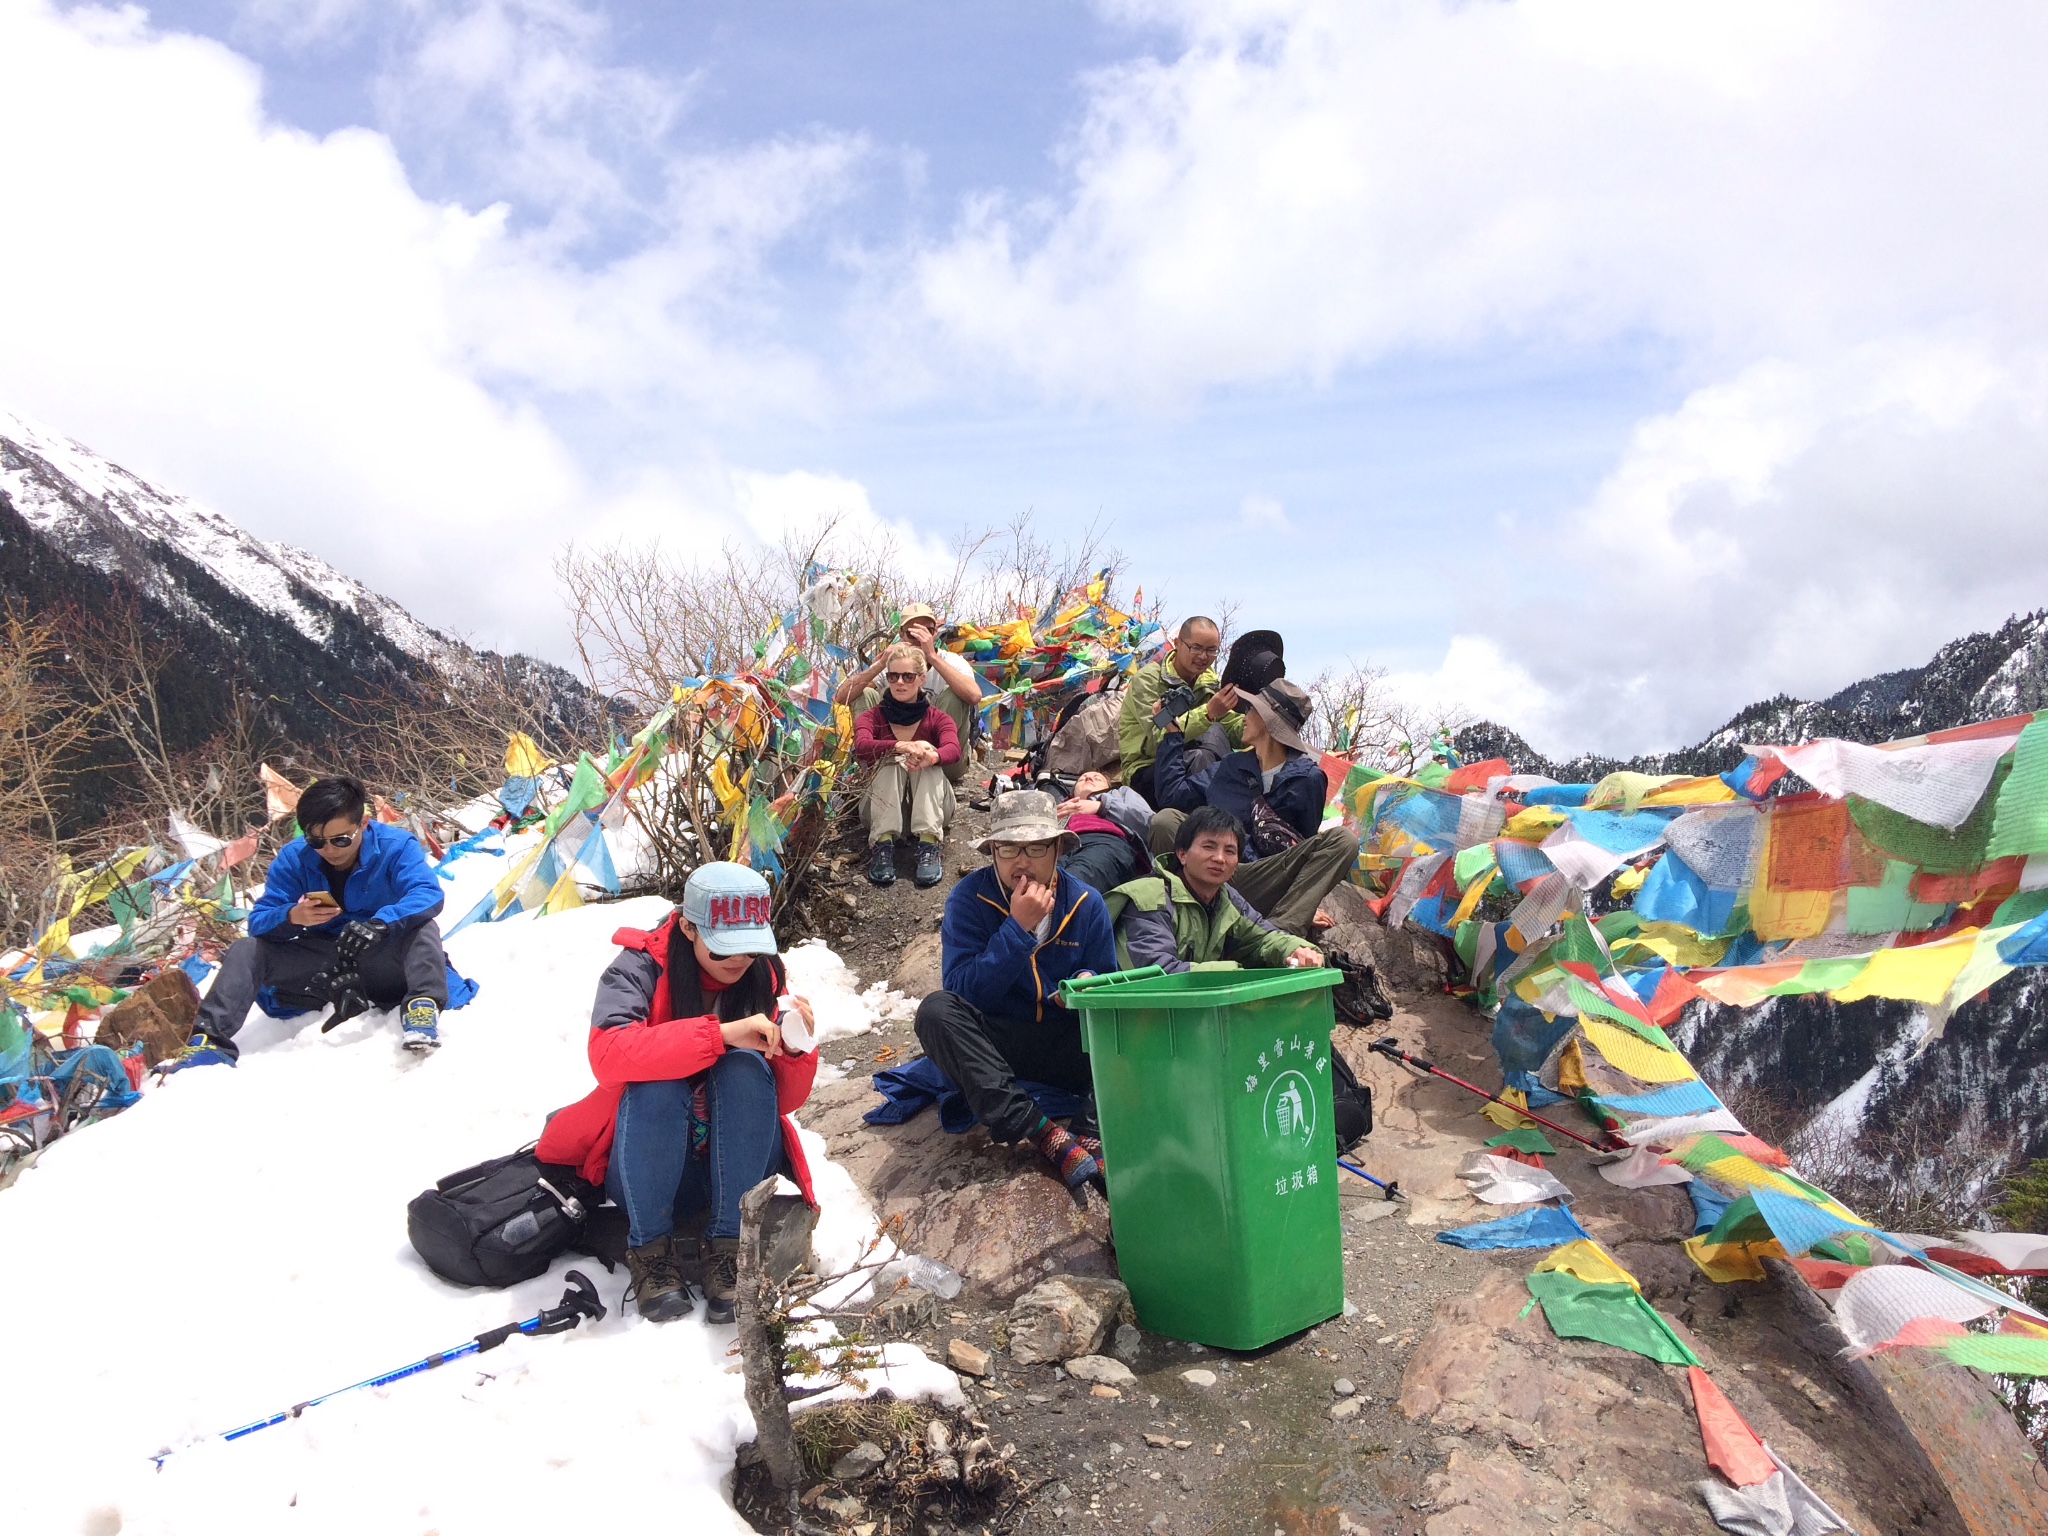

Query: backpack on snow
(407, 1144), (601, 1288)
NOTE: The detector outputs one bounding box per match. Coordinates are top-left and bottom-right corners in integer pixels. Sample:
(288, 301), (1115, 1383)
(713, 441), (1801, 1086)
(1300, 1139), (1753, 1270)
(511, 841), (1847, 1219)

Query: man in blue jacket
(1149, 678), (1361, 938)
(167, 776), (451, 1067)
(913, 790), (1118, 1189)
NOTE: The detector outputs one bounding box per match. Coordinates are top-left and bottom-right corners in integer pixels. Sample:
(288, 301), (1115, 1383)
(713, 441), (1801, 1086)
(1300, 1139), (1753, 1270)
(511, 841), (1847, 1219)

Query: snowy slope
(0, 405), (456, 665)
(5, 840), (931, 1536)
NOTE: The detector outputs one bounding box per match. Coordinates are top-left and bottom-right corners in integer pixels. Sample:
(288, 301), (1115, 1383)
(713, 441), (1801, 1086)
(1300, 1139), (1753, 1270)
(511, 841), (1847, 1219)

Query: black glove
(1152, 684), (1196, 735)
(315, 971), (372, 1032)
(335, 918), (388, 967)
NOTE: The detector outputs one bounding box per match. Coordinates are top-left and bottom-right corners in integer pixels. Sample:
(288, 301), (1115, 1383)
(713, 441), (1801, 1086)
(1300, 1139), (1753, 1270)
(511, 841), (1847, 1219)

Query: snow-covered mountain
(0, 407), (600, 813)
(0, 406), (459, 669)
(1458, 611), (2048, 1225)
(1460, 607), (2048, 783)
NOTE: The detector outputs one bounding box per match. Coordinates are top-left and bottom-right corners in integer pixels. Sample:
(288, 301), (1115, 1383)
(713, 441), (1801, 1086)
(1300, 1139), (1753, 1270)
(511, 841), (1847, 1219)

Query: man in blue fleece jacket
(914, 790), (1118, 1188)
(167, 776), (452, 1068)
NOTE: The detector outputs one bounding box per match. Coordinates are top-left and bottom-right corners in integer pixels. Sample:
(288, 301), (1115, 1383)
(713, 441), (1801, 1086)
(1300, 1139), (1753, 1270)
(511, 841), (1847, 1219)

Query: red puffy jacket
(536, 915), (819, 1205)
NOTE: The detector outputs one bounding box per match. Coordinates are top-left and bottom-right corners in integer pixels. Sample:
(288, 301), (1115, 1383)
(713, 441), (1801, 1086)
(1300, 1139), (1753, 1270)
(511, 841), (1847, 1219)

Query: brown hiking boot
(702, 1235), (741, 1325)
(626, 1235), (693, 1323)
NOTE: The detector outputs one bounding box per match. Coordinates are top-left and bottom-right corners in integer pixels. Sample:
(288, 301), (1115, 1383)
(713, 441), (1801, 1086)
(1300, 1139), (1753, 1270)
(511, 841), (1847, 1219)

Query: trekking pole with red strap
(1367, 1037), (1622, 1152)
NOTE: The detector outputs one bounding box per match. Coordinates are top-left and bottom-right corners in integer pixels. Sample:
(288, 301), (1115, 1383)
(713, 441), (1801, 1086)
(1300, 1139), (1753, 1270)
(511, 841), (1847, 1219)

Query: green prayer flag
(1935, 1332), (2048, 1376)
(109, 880), (153, 931)
(544, 754), (609, 836)
(1485, 1127), (1555, 1156)
(1453, 842), (1496, 888)
(1525, 1270), (1700, 1366)
(1849, 758), (2009, 874)
(1989, 717), (2048, 860)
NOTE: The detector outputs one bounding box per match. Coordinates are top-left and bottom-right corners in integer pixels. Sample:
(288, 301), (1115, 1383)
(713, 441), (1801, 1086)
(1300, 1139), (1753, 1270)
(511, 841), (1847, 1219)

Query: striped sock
(1031, 1116), (1102, 1189)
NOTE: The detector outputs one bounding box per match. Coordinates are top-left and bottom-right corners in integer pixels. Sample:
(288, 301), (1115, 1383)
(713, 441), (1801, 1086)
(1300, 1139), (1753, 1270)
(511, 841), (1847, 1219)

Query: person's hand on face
(1006, 862), (1056, 931)
(904, 620), (939, 660)
(1205, 683), (1241, 722)
(721, 1013), (784, 1056)
(1059, 770), (1112, 818)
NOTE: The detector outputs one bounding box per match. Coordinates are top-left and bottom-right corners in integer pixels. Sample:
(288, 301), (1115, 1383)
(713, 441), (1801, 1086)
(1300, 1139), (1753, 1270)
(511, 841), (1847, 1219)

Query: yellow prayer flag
(1480, 1089), (1539, 1133)
(505, 732), (552, 779)
(1579, 1019), (1698, 1084)
(1827, 930), (1978, 1005)
(1501, 806), (1569, 843)
(1533, 1240), (1641, 1290)
(1682, 1237), (1786, 1283)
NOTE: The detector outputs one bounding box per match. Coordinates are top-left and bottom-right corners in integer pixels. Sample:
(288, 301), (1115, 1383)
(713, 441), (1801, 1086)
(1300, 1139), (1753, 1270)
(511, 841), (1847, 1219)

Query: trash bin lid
(1059, 964), (1339, 1010)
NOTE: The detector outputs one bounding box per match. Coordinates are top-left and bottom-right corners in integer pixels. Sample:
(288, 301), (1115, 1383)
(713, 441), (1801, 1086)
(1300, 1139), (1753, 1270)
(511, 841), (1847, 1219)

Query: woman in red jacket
(537, 862), (818, 1324)
(855, 641), (961, 889)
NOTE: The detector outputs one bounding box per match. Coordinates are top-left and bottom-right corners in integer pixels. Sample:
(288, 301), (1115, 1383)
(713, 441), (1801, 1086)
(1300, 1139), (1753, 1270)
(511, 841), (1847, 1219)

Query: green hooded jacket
(1116, 657), (1245, 782)
(1102, 855), (1303, 973)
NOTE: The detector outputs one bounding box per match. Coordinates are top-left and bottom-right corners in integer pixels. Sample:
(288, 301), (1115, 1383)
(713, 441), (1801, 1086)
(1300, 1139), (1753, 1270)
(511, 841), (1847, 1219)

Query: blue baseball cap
(681, 862), (778, 956)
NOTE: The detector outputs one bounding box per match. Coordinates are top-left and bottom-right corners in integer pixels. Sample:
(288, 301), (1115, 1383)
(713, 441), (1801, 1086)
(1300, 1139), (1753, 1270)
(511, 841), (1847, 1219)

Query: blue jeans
(605, 1050), (790, 1248)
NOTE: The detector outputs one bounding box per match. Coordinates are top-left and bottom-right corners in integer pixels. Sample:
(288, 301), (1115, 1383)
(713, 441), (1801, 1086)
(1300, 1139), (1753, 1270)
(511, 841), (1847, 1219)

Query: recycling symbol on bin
(1263, 1070), (1315, 1147)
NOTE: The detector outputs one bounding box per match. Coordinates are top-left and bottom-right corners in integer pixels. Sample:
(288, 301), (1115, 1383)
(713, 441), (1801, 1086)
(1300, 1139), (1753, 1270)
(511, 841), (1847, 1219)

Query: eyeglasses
(305, 831), (357, 851)
(1178, 642), (1220, 659)
(993, 840), (1058, 861)
(886, 671), (922, 683)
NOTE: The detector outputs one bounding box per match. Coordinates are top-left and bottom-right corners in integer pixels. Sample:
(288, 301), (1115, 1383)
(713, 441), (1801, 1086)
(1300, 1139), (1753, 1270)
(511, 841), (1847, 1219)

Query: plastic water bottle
(875, 1255), (964, 1300)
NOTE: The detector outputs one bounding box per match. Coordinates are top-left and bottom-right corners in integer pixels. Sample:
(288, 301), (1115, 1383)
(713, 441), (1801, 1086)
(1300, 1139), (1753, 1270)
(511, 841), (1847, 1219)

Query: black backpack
(408, 1145), (601, 1288)
(1332, 1050), (1372, 1153)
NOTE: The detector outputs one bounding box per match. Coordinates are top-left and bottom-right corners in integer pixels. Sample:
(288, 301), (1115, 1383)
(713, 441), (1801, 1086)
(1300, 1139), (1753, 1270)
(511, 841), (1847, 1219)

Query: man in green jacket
(1103, 806), (1323, 973)
(1118, 616), (1244, 806)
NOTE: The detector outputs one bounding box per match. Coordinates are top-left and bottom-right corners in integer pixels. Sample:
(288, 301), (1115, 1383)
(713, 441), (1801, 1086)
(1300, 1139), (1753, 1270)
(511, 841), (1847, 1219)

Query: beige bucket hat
(974, 789), (1080, 855)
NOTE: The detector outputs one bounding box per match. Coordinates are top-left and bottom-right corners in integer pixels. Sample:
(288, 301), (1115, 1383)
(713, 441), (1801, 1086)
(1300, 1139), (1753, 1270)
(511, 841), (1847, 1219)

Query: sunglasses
(886, 671), (923, 683)
(993, 840), (1058, 861)
(305, 831), (357, 851)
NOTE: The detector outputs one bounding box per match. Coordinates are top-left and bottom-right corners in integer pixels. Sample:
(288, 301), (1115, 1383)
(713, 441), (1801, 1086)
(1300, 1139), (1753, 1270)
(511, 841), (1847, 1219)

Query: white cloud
(913, 1), (2048, 398)
(0, 0), (866, 655)
(902, 1), (2048, 753)
(1391, 339), (2048, 757)
(732, 468), (959, 581)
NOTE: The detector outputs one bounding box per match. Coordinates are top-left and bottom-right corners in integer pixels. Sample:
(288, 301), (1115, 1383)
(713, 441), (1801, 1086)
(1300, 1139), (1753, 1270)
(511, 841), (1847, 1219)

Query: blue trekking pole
(1338, 1157), (1405, 1201)
(155, 1271), (605, 1465)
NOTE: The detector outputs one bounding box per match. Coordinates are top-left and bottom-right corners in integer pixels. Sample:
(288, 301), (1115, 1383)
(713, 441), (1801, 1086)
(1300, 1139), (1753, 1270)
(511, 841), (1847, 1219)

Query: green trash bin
(1060, 964), (1345, 1351)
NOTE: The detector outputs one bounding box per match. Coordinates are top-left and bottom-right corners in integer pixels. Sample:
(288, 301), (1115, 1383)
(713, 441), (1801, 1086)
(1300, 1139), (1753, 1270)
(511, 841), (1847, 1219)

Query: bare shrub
(1306, 659), (1472, 771)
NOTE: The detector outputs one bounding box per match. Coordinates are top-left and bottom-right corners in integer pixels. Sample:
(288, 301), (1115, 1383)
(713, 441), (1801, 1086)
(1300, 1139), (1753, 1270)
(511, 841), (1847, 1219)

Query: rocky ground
(766, 764), (2048, 1535)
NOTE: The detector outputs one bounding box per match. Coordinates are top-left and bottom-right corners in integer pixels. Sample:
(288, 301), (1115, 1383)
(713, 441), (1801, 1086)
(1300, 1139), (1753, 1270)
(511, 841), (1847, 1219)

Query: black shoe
(867, 841), (898, 886)
(702, 1236), (740, 1324)
(626, 1235), (694, 1323)
(912, 841), (944, 888)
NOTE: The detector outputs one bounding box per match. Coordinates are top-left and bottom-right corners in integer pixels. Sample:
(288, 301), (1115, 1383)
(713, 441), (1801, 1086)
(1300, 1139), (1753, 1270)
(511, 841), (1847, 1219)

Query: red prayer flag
(1687, 1367), (1775, 1487)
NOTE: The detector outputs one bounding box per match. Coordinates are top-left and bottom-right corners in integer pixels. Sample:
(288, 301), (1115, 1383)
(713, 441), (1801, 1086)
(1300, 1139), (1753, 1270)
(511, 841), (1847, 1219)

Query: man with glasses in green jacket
(1117, 615), (1244, 807)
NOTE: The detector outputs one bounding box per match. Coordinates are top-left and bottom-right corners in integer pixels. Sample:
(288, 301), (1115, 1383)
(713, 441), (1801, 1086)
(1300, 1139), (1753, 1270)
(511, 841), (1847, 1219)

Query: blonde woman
(855, 642), (960, 887)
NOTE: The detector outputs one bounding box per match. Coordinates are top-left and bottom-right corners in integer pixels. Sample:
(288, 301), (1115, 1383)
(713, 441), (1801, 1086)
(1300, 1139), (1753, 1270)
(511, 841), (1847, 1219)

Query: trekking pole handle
(533, 1270), (607, 1335)
(1369, 1036), (1435, 1073)
(478, 1270), (607, 1353)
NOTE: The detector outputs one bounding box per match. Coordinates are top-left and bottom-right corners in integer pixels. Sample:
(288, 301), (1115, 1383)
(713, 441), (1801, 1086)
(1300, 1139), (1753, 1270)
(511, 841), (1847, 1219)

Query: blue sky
(6, 2), (2048, 757)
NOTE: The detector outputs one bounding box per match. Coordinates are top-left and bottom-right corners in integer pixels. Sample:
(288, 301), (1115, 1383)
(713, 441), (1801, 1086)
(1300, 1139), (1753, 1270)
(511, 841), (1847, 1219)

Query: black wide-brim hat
(1222, 629), (1286, 693)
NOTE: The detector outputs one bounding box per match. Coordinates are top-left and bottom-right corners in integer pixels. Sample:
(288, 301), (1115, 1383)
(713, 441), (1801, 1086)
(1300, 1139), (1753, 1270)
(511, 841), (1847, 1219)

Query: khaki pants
(862, 759), (957, 843)
(1148, 809), (1360, 938)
